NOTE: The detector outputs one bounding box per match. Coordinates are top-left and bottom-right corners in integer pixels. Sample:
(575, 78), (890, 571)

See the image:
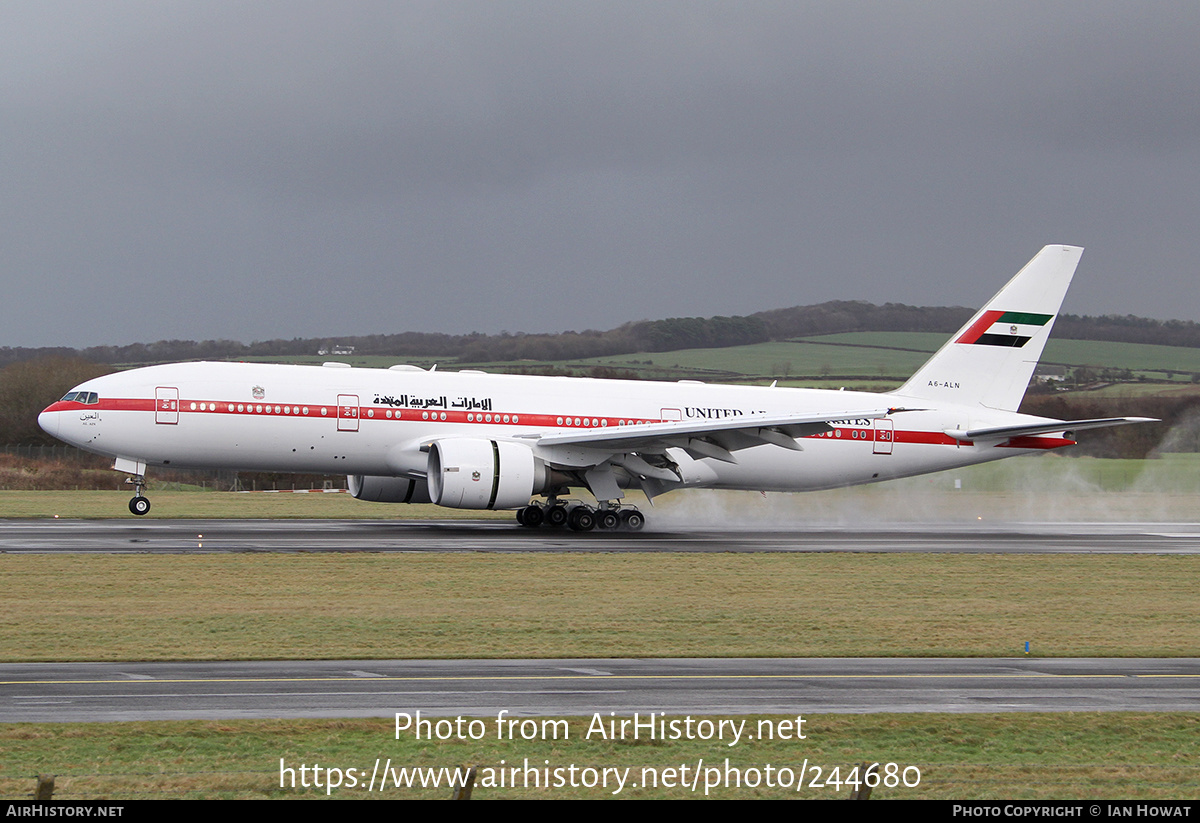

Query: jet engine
(427, 438), (548, 509)
(347, 475), (433, 504)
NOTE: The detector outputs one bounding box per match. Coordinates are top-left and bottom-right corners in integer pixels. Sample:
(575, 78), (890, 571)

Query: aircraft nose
(38, 408), (59, 439)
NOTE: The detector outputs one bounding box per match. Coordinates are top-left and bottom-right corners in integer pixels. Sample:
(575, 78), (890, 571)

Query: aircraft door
(155, 387), (179, 424)
(873, 418), (894, 455)
(337, 394), (360, 432)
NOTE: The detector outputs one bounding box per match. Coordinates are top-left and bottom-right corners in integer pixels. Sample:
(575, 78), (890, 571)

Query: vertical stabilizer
(894, 245), (1083, 411)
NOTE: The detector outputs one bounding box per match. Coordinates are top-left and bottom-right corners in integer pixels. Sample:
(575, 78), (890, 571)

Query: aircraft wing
(523, 407), (897, 464)
(945, 417), (1158, 442)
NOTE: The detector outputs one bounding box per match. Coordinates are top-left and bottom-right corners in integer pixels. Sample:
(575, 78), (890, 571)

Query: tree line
(4, 302), (1200, 370)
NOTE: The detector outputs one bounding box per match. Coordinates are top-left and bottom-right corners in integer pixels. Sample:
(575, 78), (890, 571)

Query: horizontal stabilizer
(945, 417), (1158, 442)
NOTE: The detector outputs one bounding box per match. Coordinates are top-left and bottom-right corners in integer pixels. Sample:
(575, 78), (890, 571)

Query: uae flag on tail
(955, 310), (1053, 348)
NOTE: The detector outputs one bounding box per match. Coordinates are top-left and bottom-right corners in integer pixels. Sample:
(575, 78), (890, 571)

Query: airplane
(38, 245), (1154, 531)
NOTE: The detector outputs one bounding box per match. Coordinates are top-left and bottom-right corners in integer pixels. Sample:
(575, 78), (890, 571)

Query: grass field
(584, 341), (926, 380)
(801, 333), (1200, 377)
(1083, 382), (1200, 399)
(3, 713), (1196, 799)
(3, 545), (1198, 801)
(3, 552), (1198, 661)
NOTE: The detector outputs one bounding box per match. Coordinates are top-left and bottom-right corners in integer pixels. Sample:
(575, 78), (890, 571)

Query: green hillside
(431, 331), (1199, 390)
(798, 332), (1200, 377)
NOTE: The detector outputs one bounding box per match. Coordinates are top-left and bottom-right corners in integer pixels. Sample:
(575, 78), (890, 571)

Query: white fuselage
(39, 360), (1065, 497)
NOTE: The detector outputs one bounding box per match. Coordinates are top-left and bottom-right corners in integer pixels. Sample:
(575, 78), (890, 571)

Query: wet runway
(4, 658), (1198, 723)
(2, 518), (1200, 554)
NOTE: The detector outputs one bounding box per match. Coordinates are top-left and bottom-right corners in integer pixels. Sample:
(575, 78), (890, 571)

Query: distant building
(317, 345), (355, 356)
(1034, 365), (1067, 383)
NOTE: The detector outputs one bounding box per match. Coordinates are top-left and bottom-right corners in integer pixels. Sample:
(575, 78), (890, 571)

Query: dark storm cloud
(2, 2), (1198, 347)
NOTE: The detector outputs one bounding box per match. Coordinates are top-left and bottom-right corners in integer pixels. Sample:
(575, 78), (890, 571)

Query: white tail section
(894, 245), (1083, 411)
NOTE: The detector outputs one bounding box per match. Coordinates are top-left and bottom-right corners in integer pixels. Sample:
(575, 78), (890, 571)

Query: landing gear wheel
(545, 505), (569, 528)
(129, 496), (151, 516)
(519, 505), (544, 527)
(567, 507), (596, 531)
(596, 509), (620, 530)
(620, 510), (645, 531)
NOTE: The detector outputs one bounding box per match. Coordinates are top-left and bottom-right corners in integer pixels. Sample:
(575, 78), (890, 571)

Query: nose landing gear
(126, 475), (151, 516)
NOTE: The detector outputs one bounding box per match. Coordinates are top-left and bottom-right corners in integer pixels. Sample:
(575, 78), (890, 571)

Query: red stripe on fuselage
(43, 399), (156, 414)
(810, 428), (970, 447)
(47, 397), (662, 431)
(44, 397), (1074, 452)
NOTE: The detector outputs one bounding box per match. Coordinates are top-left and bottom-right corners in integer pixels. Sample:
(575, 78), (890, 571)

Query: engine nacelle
(348, 475), (433, 504)
(427, 438), (546, 509)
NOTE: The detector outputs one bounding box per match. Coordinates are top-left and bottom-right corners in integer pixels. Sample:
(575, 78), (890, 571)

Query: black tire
(620, 510), (644, 531)
(129, 496), (151, 516)
(567, 507), (596, 531)
(545, 505), (569, 528)
(521, 505), (544, 527)
(596, 510), (620, 530)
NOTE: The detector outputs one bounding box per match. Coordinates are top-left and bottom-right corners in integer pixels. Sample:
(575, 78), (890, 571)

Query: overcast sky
(3, 1), (1198, 348)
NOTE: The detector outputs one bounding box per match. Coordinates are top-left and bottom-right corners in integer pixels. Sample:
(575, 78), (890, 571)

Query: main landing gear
(126, 475), (151, 516)
(516, 500), (645, 532)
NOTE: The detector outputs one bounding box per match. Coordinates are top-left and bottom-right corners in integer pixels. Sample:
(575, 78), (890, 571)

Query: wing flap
(525, 407), (895, 454)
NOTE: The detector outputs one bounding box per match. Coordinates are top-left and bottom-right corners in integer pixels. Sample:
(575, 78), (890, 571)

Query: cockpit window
(85, 392), (99, 404)
(60, 392), (79, 402)
(59, 391), (98, 404)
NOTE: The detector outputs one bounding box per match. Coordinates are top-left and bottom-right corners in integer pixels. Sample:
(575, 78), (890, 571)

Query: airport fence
(1, 444), (97, 463)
